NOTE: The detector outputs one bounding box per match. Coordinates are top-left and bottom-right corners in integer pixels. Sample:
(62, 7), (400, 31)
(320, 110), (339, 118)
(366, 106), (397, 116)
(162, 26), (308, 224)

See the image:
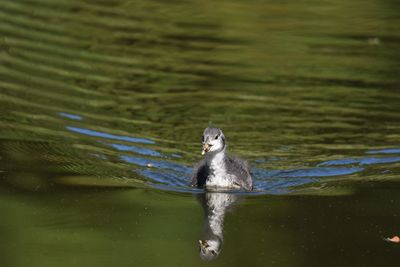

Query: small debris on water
(368, 37), (380, 46)
(146, 163), (153, 168)
(384, 236), (400, 243)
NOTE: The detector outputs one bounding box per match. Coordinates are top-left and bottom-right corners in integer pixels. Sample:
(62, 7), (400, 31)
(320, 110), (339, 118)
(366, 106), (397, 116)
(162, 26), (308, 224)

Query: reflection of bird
(197, 192), (238, 261)
(191, 127), (253, 190)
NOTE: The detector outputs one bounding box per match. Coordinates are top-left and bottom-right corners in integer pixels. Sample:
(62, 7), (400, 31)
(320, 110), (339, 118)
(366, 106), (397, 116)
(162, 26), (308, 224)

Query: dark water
(1, 0), (400, 266)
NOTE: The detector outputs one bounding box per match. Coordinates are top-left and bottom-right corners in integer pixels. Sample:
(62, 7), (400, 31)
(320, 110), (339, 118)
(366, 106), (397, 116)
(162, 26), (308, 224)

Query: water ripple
(253, 167), (364, 179)
(118, 154), (365, 193)
(366, 148), (400, 155)
(66, 126), (154, 144)
(319, 157), (400, 167)
(59, 112), (82, 121)
(136, 169), (188, 187)
(120, 155), (191, 174)
(110, 143), (162, 157)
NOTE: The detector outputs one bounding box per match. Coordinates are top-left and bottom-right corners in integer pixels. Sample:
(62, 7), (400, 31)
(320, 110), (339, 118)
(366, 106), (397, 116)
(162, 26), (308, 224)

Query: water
(0, 0), (400, 265)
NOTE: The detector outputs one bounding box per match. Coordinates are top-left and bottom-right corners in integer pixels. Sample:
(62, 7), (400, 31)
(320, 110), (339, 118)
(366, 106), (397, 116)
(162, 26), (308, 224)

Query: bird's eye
(211, 250), (216, 255)
(215, 135), (219, 140)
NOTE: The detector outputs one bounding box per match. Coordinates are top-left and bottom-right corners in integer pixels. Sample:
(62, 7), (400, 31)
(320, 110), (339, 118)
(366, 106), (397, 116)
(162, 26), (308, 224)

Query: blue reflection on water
(111, 143), (162, 157)
(112, 147), (398, 193)
(59, 112), (82, 120)
(366, 148), (400, 154)
(253, 166), (363, 178)
(254, 178), (315, 194)
(66, 126), (155, 144)
(251, 166), (363, 193)
(120, 152), (364, 193)
(319, 157), (400, 166)
(137, 169), (188, 187)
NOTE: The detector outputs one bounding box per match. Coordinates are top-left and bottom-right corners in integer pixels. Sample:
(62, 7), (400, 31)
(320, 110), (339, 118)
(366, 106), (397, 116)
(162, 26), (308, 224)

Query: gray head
(201, 127), (226, 155)
(198, 238), (222, 261)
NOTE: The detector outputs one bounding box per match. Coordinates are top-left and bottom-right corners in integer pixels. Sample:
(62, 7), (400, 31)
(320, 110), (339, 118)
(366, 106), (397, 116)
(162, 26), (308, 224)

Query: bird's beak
(199, 240), (209, 247)
(202, 144), (212, 155)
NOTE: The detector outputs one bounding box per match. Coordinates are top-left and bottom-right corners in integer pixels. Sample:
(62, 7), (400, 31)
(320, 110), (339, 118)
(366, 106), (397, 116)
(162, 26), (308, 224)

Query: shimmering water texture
(59, 120), (400, 194)
(1, 0), (400, 266)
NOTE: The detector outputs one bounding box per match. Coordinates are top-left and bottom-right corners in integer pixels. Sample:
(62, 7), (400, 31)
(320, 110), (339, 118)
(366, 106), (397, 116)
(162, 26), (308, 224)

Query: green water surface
(0, 0), (400, 266)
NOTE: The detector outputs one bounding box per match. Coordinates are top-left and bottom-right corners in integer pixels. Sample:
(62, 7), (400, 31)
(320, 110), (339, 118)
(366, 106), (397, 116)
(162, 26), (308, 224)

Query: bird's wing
(191, 159), (208, 187)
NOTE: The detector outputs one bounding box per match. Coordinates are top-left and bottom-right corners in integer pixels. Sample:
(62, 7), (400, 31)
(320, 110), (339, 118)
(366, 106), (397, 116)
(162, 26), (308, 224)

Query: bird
(191, 127), (253, 191)
(197, 192), (239, 261)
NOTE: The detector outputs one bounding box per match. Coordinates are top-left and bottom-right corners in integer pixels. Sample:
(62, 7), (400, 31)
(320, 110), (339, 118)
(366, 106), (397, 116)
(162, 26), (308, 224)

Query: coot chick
(198, 192), (239, 261)
(191, 127), (253, 191)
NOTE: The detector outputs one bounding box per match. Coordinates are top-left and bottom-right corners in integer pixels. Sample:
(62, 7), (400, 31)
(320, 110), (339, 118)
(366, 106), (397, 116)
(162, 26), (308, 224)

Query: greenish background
(0, 0), (400, 266)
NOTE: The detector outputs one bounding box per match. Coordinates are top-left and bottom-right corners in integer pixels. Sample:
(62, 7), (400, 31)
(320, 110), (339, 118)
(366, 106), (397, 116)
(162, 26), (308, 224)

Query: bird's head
(198, 238), (221, 261)
(201, 127), (226, 155)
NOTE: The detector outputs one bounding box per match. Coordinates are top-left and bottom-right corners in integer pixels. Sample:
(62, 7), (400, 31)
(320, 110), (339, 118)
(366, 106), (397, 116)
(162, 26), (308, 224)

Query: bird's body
(197, 192), (238, 260)
(191, 127), (253, 191)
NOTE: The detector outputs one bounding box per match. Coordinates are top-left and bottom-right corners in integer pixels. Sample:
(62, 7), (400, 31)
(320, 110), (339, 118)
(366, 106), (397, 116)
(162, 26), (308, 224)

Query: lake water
(1, 0), (400, 266)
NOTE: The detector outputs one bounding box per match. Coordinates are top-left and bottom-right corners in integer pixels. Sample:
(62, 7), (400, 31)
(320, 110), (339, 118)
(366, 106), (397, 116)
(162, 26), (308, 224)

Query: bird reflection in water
(197, 192), (240, 261)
